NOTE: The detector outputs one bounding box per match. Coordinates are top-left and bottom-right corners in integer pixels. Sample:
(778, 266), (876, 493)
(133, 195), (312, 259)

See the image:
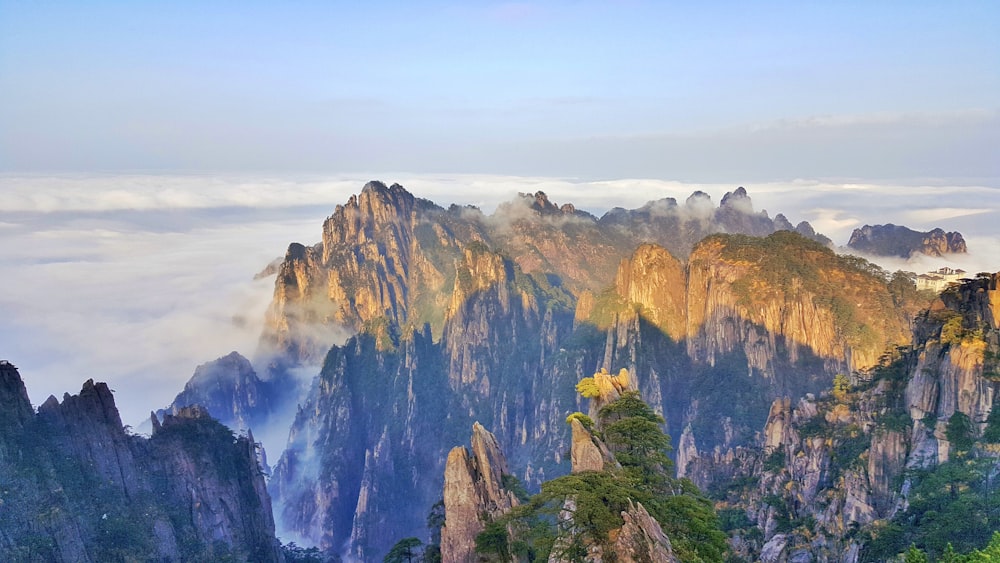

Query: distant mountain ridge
(848, 223), (967, 258)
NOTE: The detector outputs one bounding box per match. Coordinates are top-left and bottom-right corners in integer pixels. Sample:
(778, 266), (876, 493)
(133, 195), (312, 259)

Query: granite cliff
(440, 422), (520, 562)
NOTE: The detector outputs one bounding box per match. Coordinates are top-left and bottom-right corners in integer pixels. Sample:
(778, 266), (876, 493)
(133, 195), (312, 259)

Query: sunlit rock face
(261, 182), (828, 364)
(848, 223), (967, 258)
(0, 363), (281, 562)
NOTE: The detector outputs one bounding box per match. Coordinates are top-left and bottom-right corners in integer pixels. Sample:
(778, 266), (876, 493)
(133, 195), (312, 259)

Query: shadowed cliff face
(0, 364), (281, 563)
(255, 182), (921, 560)
(159, 352), (278, 431)
(268, 245), (578, 560)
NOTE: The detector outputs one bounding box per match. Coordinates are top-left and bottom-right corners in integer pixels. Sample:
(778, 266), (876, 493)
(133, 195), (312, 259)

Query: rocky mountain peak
(613, 501), (679, 563)
(326, 180), (417, 251)
(531, 190), (559, 213)
(361, 179), (389, 193)
(358, 180), (415, 213)
(186, 351), (252, 388)
(284, 241), (308, 261)
(470, 421), (511, 490)
(686, 190), (713, 205)
(720, 186), (750, 207)
(773, 213), (794, 231)
(37, 377), (125, 432)
(1, 366), (282, 562)
(587, 367), (637, 417)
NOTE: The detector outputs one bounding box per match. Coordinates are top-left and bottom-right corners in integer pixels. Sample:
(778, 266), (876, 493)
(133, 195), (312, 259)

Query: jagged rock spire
(441, 422), (519, 563)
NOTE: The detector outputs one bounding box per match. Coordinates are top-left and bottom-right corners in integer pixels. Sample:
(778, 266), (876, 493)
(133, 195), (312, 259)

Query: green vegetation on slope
(475, 382), (726, 562)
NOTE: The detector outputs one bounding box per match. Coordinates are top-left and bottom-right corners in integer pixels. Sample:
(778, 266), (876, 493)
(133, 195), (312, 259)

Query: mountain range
(4, 181), (995, 562)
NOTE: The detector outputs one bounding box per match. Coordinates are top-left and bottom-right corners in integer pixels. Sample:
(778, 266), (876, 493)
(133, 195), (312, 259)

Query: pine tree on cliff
(384, 537), (423, 563)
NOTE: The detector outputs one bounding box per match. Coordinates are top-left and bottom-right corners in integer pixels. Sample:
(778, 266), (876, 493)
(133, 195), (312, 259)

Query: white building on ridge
(915, 267), (967, 292)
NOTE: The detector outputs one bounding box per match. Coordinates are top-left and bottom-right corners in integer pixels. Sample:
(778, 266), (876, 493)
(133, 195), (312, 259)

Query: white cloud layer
(1, 174), (998, 425)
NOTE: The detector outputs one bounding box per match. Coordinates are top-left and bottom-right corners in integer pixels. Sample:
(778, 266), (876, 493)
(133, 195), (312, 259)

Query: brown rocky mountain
(847, 223), (967, 258)
(255, 182), (920, 560)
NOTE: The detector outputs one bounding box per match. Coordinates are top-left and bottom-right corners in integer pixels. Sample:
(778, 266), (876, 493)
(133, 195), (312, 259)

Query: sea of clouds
(1, 173), (998, 429)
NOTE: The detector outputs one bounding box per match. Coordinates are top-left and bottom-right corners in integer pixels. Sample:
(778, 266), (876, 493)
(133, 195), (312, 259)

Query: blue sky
(1, 1), (998, 180)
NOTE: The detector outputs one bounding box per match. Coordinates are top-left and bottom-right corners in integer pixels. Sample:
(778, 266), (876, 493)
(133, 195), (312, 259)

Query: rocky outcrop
(569, 417), (618, 473)
(609, 501), (678, 563)
(441, 423), (519, 563)
(847, 223), (967, 258)
(905, 274), (1000, 461)
(440, 408), (680, 563)
(585, 367), (637, 417)
(548, 500), (678, 563)
(0, 364), (281, 562)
